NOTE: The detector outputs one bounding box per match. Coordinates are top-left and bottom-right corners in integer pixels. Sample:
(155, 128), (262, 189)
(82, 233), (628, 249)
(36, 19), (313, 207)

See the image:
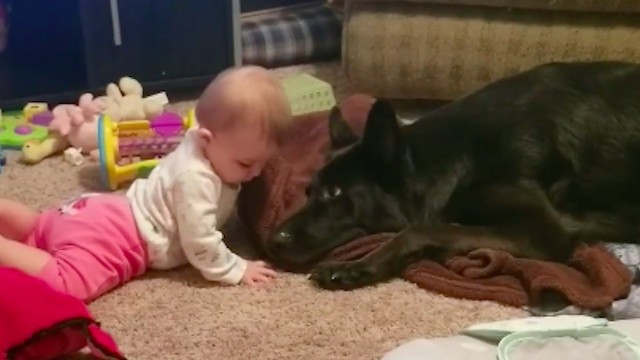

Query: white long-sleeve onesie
(126, 129), (247, 284)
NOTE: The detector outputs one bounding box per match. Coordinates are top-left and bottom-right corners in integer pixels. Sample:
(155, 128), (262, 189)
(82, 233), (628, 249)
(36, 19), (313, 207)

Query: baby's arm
(172, 170), (247, 285)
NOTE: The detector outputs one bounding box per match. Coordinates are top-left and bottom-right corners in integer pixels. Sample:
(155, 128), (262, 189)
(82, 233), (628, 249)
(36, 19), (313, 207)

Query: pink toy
(0, 267), (126, 359)
(50, 93), (107, 160)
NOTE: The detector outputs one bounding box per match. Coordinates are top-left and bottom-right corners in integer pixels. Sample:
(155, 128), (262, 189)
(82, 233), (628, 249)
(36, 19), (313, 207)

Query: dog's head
(264, 99), (412, 271)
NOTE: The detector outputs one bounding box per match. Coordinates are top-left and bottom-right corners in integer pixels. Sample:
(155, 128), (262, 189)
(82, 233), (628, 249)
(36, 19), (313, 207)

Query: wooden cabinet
(0, 0), (235, 108)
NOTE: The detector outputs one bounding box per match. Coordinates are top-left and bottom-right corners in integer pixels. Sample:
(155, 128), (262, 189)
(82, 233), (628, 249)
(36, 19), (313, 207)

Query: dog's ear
(361, 99), (403, 165)
(329, 106), (358, 150)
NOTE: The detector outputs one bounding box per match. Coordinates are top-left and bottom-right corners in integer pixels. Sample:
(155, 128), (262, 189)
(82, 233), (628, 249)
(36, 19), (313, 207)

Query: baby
(0, 65), (292, 302)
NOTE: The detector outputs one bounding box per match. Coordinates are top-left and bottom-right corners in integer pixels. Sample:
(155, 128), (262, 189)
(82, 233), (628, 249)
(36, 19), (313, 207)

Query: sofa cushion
(348, 0), (640, 13)
(241, 3), (342, 67)
(342, 0), (640, 100)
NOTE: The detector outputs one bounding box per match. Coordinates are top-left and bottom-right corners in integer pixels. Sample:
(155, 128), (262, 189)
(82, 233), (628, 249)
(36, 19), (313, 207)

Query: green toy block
(280, 74), (336, 116)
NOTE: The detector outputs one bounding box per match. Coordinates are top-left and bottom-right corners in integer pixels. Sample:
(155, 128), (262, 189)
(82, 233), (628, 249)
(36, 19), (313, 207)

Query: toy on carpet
(21, 77), (166, 164)
(23, 102), (51, 123)
(101, 76), (165, 123)
(21, 133), (68, 164)
(98, 109), (196, 190)
(0, 107), (50, 150)
(21, 94), (101, 164)
(236, 93), (632, 311)
(0, 266), (126, 359)
(64, 147), (85, 166)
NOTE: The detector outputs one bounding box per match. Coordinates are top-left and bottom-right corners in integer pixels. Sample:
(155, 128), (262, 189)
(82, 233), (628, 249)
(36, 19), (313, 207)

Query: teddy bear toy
(101, 76), (164, 123)
(21, 77), (165, 164)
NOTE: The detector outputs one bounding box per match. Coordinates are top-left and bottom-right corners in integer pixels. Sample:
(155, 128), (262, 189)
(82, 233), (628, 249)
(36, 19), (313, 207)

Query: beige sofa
(342, 0), (640, 100)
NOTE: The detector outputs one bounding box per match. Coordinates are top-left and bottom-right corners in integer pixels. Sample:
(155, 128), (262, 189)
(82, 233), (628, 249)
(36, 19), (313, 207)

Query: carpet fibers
(0, 62), (526, 360)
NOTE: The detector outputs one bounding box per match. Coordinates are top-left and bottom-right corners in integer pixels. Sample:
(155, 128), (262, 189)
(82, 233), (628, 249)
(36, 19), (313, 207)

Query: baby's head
(194, 65), (292, 185)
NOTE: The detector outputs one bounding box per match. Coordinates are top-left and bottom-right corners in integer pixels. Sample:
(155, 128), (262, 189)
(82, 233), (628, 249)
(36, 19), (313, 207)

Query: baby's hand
(241, 260), (277, 287)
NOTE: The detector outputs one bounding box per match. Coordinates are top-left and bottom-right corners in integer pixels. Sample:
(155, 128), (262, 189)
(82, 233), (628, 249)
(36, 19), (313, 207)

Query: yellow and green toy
(0, 103), (52, 149)
(97, 109), (196, 190)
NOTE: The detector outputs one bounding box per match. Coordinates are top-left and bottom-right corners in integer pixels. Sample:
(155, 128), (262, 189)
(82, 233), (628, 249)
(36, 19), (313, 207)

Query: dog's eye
(321, 185), (342, 200)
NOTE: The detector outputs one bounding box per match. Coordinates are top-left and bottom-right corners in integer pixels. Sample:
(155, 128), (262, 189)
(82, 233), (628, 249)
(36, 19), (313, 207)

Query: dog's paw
(309, 261), (379, 290)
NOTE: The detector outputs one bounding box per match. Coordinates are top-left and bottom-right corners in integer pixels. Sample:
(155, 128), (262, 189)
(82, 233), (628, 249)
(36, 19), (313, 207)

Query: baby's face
(202, 122), (277, 185)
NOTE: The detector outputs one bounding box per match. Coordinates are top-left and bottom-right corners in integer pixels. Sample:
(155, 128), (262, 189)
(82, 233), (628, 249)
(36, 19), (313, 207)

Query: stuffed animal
(99, 76), (164, 122)
(21, 77), (166, 164)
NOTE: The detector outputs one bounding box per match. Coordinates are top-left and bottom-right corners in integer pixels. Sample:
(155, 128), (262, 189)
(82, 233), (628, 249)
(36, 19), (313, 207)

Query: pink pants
(26, 194), (148, 303)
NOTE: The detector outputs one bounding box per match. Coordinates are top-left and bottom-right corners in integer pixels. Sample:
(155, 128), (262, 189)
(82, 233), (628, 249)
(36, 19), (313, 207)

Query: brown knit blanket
(237, 94), (632, 310)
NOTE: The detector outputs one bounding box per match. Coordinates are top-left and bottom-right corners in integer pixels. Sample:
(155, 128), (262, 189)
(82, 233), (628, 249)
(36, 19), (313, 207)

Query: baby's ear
(194, 127), (214, 146)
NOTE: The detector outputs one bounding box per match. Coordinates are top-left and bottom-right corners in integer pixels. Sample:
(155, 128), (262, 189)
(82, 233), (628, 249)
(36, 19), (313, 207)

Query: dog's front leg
(309, 222), (541, 290)
(309, 224), (452, 290)
(311, 228), (428, 290)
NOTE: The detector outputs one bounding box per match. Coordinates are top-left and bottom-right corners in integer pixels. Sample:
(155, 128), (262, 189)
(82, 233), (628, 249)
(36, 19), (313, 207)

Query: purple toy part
(150, 112), (183, 137)
(14, 125), (33, 135)
(31, 111), (54, 127)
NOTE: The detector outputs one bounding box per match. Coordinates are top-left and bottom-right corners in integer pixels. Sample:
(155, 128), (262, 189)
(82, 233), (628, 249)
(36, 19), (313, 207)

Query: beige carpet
(0, 61), (526, 360)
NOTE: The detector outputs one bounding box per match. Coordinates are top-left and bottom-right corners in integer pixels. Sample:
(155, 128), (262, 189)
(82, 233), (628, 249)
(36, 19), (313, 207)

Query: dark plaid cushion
(241, 4), (342, 67)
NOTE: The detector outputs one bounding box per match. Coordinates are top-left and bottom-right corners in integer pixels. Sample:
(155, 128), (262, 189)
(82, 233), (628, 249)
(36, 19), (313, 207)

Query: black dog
(265, 61), (640, 290)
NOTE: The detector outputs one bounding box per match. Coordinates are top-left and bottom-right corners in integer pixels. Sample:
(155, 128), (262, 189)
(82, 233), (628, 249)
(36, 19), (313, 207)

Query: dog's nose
(271, 230), (292, 247)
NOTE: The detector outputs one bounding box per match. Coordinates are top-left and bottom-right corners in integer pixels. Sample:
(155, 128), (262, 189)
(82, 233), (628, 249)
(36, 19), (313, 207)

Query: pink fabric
(0, 266), (126, 360)
(27, 193), (148, 302)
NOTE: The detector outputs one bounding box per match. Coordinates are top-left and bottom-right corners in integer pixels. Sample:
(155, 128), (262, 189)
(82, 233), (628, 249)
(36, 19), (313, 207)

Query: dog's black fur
(264, 61), (640, 290)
